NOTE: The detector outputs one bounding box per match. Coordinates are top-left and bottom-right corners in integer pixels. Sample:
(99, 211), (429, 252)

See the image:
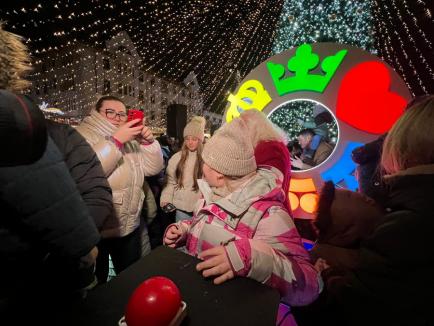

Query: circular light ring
(224, 43), (412, 219)
(268, 99), (340, 173)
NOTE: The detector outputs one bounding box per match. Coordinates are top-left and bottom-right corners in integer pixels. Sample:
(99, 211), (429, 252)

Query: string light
(375, 1), (428, 94)
(1, 1), (283, 119)
(1, 0), (431, 118)
(372, 0), (433, 95)
(272, 0), (375, 55)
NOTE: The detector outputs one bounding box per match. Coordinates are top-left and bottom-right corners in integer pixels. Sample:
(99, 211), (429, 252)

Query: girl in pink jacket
(164, 118), (320, 311)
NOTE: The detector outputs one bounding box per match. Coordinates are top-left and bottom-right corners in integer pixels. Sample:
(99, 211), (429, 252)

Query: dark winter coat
(330, 165), (434, 326)
(0, 137), (100, 303)
(47, 120), (113, 231)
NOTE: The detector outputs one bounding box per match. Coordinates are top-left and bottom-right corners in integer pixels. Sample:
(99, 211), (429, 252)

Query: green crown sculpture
(266, 44), (347, 95)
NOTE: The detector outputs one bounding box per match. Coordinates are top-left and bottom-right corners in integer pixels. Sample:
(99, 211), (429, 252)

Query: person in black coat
(295, 95), (434, 326)
(0, 92), (101, 322)
(0, 23), (100, 322)
(46, 120), (113, 232)
(46, 120), (114, 292)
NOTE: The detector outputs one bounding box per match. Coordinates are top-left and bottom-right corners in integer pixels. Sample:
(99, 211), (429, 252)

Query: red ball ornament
(125, 276), (182, 326)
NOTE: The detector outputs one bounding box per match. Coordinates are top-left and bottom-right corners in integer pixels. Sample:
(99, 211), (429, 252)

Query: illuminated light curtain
(271, 0), (374, 54)
(0, 1), (284, 115)
(371, 0), (433, 95)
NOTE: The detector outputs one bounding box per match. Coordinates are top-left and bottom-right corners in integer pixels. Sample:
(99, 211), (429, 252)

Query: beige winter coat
(76, 110), (164, 238)
(160, 150), (201, 212)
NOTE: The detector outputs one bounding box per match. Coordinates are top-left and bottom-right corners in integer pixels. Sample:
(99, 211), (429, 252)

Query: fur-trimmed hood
(385, 163), (434, 178)
(0, 24), (32, 91)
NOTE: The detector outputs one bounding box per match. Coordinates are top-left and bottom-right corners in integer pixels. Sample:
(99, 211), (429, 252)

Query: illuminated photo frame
(223, 43), (412, 219)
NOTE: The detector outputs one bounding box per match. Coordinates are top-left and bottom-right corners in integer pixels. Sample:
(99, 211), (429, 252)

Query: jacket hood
(0, 26), (32, 91)
(351, 134), (386, 165)
(0, 90), (47, 166)
(198, 166), (286, 216)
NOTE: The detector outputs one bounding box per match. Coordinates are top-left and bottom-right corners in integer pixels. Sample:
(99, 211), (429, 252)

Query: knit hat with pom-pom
(202, 119), (256, 177)
(183, 116), (206, 141)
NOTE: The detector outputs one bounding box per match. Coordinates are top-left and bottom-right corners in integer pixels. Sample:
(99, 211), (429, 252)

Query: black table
(63, 246), (280, 326)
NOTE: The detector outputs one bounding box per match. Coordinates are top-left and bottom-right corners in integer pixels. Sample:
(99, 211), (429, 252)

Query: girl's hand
(163, 225), (183, 248)
(196, 246), (235, 285)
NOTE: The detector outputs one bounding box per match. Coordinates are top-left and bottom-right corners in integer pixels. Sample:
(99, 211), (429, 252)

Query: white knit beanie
(183, 116), (206, 141)
(202, 119), (257, 177)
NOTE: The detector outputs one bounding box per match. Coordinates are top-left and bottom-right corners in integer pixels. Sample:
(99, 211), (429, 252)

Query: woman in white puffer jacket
(77, 95), (164, 283)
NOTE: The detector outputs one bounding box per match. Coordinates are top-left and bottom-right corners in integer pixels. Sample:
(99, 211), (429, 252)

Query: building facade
(29, 31), (203, 129)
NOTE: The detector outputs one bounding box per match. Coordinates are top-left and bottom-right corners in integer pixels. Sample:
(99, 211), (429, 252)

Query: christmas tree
(269, 101), (338, 143)
(272, 0), (374, 54)
(269, 0), (373, 141)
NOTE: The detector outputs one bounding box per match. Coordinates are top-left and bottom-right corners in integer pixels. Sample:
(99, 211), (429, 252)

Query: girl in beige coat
(161, 116), (206, 221)
(76, 95), (164, 283)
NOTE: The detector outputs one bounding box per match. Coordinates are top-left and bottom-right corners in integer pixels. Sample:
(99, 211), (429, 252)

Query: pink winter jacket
(166, 166), (320, 306)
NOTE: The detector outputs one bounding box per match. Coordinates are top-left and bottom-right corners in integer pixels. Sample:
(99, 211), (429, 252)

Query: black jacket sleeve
(47, 121), (113, 231)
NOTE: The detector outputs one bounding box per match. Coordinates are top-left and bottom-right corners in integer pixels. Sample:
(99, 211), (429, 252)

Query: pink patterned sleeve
(225, 207), (320, 306)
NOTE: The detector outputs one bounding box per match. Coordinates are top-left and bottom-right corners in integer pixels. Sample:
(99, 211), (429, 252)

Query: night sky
(0, 0), (283, 113)
(1, 0), (432, 113)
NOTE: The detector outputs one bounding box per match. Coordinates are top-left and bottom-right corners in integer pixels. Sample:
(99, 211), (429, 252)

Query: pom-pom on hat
(183, 116), (206, 141)
(202, 119), (257, 177)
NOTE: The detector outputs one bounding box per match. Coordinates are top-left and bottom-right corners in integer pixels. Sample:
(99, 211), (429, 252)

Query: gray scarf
(81, 110), (117, 137)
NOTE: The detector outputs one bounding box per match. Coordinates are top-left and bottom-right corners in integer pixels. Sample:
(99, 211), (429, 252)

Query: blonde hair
(381, 95), (434, 174)
(239, 109), (287, 147)
(0, 23), (32, 91)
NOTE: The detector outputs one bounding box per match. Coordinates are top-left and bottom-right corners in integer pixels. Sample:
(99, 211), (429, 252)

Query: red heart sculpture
(336, 61), (407, 134)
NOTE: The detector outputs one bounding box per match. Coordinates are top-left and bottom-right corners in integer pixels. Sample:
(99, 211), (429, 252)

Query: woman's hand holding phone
(112, 120), (143, 144)
(138, 122), (154, 144)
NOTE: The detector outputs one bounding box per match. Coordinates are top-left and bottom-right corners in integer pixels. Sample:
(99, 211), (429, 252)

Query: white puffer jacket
(76, 110), (164, 238)
(160, 150), (201, 212)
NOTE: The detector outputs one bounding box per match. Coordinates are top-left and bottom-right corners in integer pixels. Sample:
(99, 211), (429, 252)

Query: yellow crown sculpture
(225, 80), (272, 122)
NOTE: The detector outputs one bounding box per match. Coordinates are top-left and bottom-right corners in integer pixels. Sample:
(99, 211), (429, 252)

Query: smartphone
(127, 109), (144, 126)
(162, 203), (176, 213)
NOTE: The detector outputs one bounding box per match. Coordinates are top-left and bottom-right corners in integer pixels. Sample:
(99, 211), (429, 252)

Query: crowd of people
(1, 24), (434, 326)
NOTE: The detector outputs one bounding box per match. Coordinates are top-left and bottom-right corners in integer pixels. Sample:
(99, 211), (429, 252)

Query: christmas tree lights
(272, 0), (374, 54)
(269, 101), (338, 143)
